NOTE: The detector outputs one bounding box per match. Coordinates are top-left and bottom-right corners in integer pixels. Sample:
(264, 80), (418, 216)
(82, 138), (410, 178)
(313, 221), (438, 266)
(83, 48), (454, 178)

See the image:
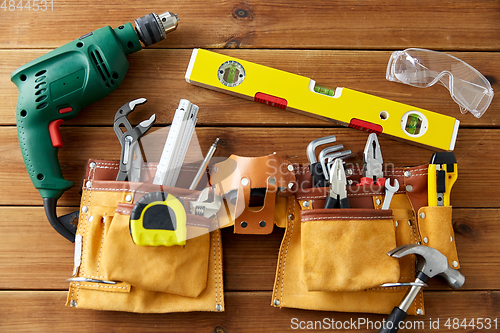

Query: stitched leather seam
(81, 162), (119, 280)
(277, 197), (294, 301)
(95, 162), (200, 172)
(303, 216), (393, 221)
(217, 226), (223, 309)
(96, 166), (120, 170)
(71, 282), (128, 291)
(95, 161), (119, 166)
(70, 283), (76, 305)
(76, 283), (80, 305)
(295, 191), (405, 201)
(188, 223), (211, 229)
(96, 217), (106, 278)
(294, 165), (310, 175)
(80, 163), (96, 278)
(212, 228), (217, 306)
(410, 215), (419, 311)
(84, 187), (195, 202)
(273, 197), (289, 303)
(273, 214), (284, 300)
(279, 196), (295, 304)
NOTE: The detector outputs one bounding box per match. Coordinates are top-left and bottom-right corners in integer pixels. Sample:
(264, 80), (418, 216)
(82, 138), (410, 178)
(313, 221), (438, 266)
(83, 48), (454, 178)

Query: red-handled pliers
(357, 133), (386, 187)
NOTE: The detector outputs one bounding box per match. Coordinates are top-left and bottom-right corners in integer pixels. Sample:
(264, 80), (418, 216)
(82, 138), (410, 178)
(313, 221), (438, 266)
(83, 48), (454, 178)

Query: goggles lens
(387, 48), (494, 118)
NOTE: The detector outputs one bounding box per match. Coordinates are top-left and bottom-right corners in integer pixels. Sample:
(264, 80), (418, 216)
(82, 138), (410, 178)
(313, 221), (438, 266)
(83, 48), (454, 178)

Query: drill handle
(17, 104), (76, 200)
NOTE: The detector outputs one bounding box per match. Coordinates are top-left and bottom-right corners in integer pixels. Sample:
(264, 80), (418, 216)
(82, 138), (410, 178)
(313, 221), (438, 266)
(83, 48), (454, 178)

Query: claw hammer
(379, 244), (465, 333)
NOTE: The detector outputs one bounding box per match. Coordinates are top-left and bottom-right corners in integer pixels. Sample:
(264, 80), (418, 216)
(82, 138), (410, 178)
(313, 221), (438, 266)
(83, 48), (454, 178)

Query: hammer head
(388, 244), (465, 289)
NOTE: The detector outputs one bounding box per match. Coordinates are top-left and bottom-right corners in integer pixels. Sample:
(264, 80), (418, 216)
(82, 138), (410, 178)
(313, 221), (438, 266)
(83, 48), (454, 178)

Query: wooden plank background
(1, 0), (499, 331)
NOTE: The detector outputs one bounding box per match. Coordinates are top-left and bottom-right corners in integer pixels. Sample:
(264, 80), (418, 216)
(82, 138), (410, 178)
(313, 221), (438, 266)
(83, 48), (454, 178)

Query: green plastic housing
(11, 23), (142, 199)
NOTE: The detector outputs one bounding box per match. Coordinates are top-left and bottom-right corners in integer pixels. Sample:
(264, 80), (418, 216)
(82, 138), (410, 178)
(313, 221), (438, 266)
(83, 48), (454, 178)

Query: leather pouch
(301, 208), (400, 292)
(66, 160), (225, 313)
(210, 153), (296, 234)
(271, 164), (452, 315)
(417, 205), (460, 268)
(101, 200), (211, 297)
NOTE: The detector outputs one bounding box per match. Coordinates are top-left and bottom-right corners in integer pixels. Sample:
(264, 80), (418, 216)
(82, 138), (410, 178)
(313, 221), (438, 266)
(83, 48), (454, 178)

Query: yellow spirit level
(185, 49), (460, 151)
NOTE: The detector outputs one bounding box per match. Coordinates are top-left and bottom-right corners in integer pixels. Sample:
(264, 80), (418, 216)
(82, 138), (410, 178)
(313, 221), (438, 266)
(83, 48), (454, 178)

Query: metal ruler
(153, 99), (199, 186)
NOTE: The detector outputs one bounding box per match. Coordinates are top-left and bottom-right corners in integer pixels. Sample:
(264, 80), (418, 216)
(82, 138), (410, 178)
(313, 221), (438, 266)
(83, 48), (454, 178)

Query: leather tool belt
(67, 155), (460, 315)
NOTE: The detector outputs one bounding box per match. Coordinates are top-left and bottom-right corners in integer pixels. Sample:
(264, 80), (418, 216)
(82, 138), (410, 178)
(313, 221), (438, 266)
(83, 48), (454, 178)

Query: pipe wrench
(113, 98), (156, 182)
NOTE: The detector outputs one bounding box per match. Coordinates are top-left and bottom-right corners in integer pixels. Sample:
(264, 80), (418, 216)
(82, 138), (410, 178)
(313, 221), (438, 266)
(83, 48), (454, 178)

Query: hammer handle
(378, 307), (407, 333)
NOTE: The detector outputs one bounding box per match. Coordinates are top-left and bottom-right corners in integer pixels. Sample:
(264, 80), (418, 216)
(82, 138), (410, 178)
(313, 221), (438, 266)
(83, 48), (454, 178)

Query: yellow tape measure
(130, 191), (187, 246)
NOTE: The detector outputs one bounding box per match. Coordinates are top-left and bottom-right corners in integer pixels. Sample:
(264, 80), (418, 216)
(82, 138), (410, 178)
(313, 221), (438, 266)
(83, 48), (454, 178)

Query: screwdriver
(189, 138), (219, 190)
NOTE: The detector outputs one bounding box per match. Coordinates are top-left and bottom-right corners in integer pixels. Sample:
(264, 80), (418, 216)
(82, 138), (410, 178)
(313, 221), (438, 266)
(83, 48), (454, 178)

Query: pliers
(358, 133), (386, 186)
(114, 98), (156, 182)
(324, 158), (350, 209)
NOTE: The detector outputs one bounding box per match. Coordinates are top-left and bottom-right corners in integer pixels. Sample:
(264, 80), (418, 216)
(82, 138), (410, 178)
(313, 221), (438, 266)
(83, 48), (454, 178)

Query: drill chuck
(134, 11), (179, 47)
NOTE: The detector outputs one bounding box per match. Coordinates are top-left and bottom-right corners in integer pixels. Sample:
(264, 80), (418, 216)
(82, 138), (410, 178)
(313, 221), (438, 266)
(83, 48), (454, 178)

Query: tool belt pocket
(416, 205), (460, 269)
(101, 197), (211, 297)
(68, 160), (225, 313)
(300, 207), (400, 292)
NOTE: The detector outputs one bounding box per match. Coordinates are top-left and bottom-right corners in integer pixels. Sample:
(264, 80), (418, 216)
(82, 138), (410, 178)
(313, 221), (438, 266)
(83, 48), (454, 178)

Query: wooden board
(0, 0), (499, 51)
(0, 0), (498, 331)
(2, 49), (499, 127)
(0, 207), (498, 292)
(0, 291), (498, 332)
(1, 127), (499, 207)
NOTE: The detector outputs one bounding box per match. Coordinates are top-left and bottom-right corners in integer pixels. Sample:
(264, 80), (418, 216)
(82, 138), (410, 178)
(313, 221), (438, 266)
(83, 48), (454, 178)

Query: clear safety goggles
(386, 48), (494, 118)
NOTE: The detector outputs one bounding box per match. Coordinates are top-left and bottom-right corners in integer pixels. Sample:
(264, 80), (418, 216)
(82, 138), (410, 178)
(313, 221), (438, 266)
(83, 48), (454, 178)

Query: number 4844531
(1, 0), (53, 11)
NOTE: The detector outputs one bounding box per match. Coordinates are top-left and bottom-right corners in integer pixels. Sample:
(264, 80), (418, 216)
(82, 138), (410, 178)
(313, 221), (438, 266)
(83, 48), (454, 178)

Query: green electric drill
(11, 11), (179, 242)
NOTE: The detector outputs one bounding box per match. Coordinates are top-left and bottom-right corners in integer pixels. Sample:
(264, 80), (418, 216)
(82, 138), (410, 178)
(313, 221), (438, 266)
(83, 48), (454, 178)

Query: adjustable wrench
(190, 186), (222, 219)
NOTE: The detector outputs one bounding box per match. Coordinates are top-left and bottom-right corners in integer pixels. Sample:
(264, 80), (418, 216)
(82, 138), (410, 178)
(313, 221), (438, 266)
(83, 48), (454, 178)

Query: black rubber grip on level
(378, 307), (408, 333)
(309, 162), (328, 188)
